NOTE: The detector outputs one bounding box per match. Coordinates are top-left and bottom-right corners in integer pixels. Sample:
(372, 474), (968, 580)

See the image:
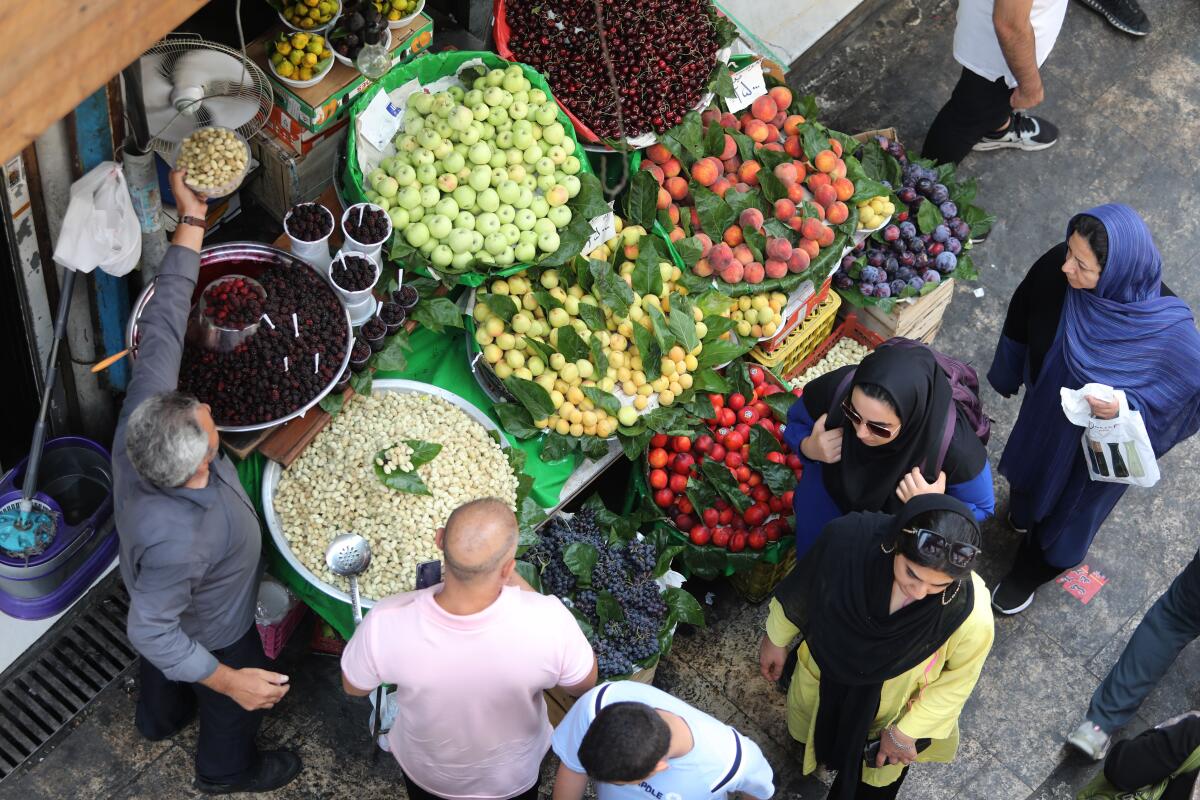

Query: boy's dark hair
(578, 702), (671, 782)
(1068, 214), (1109, 270)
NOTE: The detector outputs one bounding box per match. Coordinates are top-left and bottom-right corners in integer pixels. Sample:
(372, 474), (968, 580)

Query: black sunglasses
(903, 527), (981, 568)
(841, 398), (896, 439)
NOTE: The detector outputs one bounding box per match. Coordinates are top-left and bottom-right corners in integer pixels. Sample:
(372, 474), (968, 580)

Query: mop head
(0, 499), (58, 558)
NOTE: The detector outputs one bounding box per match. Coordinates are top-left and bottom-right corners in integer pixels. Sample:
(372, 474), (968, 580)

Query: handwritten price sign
(1057, 564), (1108, 605)
(723, 60), (768, 114)
(582, 202), (618, 255)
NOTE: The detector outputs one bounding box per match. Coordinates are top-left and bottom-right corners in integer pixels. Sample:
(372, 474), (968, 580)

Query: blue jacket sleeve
(987, 335), (1027, 399)
(784, 396), (816, 458)
(946, 461), (995, 522)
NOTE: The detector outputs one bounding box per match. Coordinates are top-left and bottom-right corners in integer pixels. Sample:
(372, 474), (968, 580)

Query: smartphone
(863, 737), (931, 765)
(415, 560), (442, 589)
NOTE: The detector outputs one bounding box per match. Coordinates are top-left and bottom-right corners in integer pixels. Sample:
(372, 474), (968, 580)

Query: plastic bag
(52, 161), (141, 276)
(1061, 383), (1160, 488)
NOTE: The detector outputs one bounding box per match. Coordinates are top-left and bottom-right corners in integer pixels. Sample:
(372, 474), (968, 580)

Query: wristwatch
(180, 215), (208, 230)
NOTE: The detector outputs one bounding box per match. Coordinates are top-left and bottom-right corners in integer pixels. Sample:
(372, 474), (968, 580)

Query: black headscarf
(801, 345), (986, 513)
(773, 494), (978, 798)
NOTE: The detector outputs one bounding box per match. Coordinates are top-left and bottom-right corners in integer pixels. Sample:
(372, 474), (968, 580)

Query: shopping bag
(52, 161), (141, 276)
(1061, 384), (1160, 488)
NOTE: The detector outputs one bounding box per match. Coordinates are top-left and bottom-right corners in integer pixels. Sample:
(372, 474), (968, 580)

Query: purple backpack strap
(832, 368), (856, 415)
(929, 401), (956, 478)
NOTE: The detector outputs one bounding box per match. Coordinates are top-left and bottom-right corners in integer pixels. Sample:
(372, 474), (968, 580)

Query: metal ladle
(324, 532), (371, 624)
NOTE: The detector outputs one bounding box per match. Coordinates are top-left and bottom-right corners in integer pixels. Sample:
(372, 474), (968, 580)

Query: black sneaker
(195, 750), (302, 795)
(991, 579), (1036, 616)
(973, 112), (1059, 153)
(1074, 0), (1150, 36)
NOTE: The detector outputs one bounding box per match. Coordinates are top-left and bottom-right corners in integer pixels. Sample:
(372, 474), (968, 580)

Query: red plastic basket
(257, 602), (308, 660)
(309, 620), (347, 657)
(783, 312), (885, 382)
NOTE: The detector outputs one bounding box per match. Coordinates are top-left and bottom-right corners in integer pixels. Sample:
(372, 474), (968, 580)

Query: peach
(733, 182), (752, 194)
(810, 202), (826, 221)
(813, 183), (838, 209)
(721, 134), (738, 160)
(765, 125), (780, 143)
(662, 158), (682, 178)
(690, 208), (701, 229)
(751, 95), (778, 123)
(733, 244), (754, 265)
(744, 262), (765, 284)
(787, 182), (807, 204)
(828, 138), (843, 157)
(739, 207), (764, 230)
(709, 243), (734, 271)
(723, 225), (744, 247)
(771, 111), (788, 129)
(768, 86), (793, 110)
(721, 261), (744, 283)
(813, 149), (837, 173)
(830, 159), (847, 181)
(783, 115), (805, 136)
(787, 248), (811, 273)
(788, 215), (805, 233)
(647, 144), (672, 165)
(765, 258), (788, 279)
(694, 232), (714, 257)
(666, 176), (689, 201)
(825, 201), (849, 225)
(669, 226), (685, 242)
(668, 204), (681, 225)
(738, 160), (762, 186)
(720, 112), (738, 128)
(800, 217), (825, 241)
(711, 177), (732, 198)
(774, 162), (800, 185)
(797, 237), (820, 259)
(766, 237), (792, 261)
(691, 158), (720, 187)
(701, 109), (722, 126)
(833, 177), (855, 202)
(640, 161), (665, 183)
(817, 225), (836, 248)
(774, 198), (797, 221)
(807, 172), (831, 191)
(764, 142), (785, 152)
(744, 119), (770, 143)
(624, 243), (639, 260)
(656, 188), (671, 210)
(723, 156), (741, 175)
(738, 112), (754, 127)
(693, 257), (714, 277)
(784, 134), (803, 158)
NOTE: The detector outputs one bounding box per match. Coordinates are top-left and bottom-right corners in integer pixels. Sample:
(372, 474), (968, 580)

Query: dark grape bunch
(178, 261), (348, 426)
(526, 509), (670, 679)
(202, 277), (263, 328)
(344, 206), (389, 245)
(286, 203), (333, 242)
(331, 255), (376, 292)
(505, 0), (721, 139)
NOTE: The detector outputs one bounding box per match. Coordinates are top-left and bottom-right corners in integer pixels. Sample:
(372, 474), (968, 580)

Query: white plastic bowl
(278, 0), (341, 34)
(341, 202), (393, 262)
(387, 0), (425, 28)
(269, 51), (335, 89)
(178, 128), (251, 198)
(329, 249), (381, 306)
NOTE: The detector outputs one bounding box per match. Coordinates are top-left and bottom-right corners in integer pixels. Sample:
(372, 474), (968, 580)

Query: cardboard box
(245, 126), (346, 222)
(544, 665), (657, 728)
(249, 13), (434, 134)
(264, 105), (350, 155)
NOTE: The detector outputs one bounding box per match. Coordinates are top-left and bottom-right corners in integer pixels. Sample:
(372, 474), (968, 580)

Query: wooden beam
(0, 0), (210, 163)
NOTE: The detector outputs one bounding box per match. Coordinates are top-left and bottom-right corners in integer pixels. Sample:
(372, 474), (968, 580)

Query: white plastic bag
(52, 161), (141, 276)
(1061, 383), (1159, 487)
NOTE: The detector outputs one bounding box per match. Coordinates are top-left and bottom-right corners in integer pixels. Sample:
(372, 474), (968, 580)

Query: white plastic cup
(341, 202), (392, 266)
(284, 203), (335, 270)
(329, 249), (381, 309)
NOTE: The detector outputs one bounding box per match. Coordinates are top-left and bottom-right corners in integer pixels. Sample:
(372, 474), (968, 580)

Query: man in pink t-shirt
(341, 498), (597, 800)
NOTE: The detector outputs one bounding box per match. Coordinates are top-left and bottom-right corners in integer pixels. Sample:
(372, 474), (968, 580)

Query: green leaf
(796, 93), (820, 120)
(579, 435), (611, 459)
(756, 147), (792, 174)
(646, 303), (676, 356)
(685, 480), (722, 518)
(684, 392), (716, 421)
(577, 301), (607, 332)
(757, 169), (788, 204)
(494, 402), (540, 438)
(540, 212), (592, 267)
(743, 226), (767, 263)
(563, 541), (600, 584)
(588, 335), (609, 376)
(554, 325), (590, 362)
(583, 387), (621, 417)
(747, 427), (794, 495)
(703, 117), (726, 158)
(641, 405), (696, 435)
(699, 459), (752, 512)
(690, 369), (731, 393)
(478, 292), (518, 322)
(372, 440), (442, 496)
(953, 252), (980, 282)
(690, 182), (735, 240)
(632, 323), (662, 381)
(405, 439), (443, 467)
(574, 172), (610, 220)
(632, 237), (665, 297)
(725, 361), (755, 399)
(319, 392), (345, 416)
(523, 335), (556, 364)
(589, 259), (633, 317)
(515, 560), (543, 593)
(724, 189), (763, 218)
(412, 297), (464, 333)
(709, 62), (735, 99)
(761, 392), (796, 421)
(503, 376), (556, 419)
(618, 426), (653, 460)
(663, 111), (705, 161)
(655, 545), (686, 578)
(406, 275), (442, 298)
(951, 177), (978, 207)
(373, 330), (412, 372)
(663, 587), (706, 626)
(800, 123), (830, 162)
(350, 369), (373, 397)
(728, 127), (757, 162)
(961, 204), (995, 238)
(697, 336), (754, 369)
(917, 198), (943, 235)
(695, 290), (734, 318)
(667, 294), (700, 353)
(674, 236), (704, 268)
(624, 170), (661, 230)
(517, 493), (549, 533)
(532, 289), (563, 312)
(858, 140), (888, 182)
(541, 431), (578, 462)
(596, 590), (626, 626)
(676, 269), (715, 295)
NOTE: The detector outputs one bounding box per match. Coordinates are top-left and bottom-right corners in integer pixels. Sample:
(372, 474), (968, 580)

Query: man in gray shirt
(113, 170), (300, 794)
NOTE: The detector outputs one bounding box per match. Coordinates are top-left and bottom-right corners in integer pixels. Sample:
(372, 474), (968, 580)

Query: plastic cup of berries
(328, 250), (380, 308)
(391, 284), (419, 312)
(284, 203), (335, 269)
(361, 317), (388, 352)
(348, 337), (372, 374)
(378, 302), (406, 335)
(331, 365), (352, 394)
(341, 203), (392, 264)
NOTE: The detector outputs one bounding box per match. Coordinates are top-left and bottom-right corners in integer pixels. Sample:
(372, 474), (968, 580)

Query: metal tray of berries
(126, 242), (354, 433)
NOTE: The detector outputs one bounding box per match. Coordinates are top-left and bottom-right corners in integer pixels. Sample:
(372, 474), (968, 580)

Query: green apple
(374, 175), (399, 198)
(478, 122), (496, 141)
(495, 246), (515, 267)
(373, 197), (392, 211)
(458, 124), (482, 146)
(530, 197), (550, 218)
(396, 133), (419, 152)
(427, 214), (453, 240)
(405, 222), (430, 247)
(536, 173), (556, 193)
(452, 185), (477, 210)
(515, 241), (537, 263)
(548, 205), (572, 228)
(416, 163), (438, 185)
(410, 92), (435, 114)
(564, 295), (580, 315)
(528, 89), (548, 105)
(489, 151), (508, 169)
(388, 207), (410, 229)
(546, 185), (570, 207)
(412, 148), (435, 167)
(409, 205), (424, 222)
(477, 188), (501, 213)
(514, 208), (536, 231)
(451, 251), (474, 271)
(431, 92), (455, 118)
(523, 144), (544, 165)
(447, 228), (475, 254)
(562, 174), (581, 198)
(562, 156), (582, 175)
(487, 106), (508, 128)
(527, 355), (545, 376)
(464, 88), (484, 106)
(506, 149), (524, 167)
(519, 229), (538, 246)
(448, 105), (473, 132)
(508, 101), (529, 120)
(397, 185), (422, 210)
(495, 130), (514, 150)
(483, 232), (507, 256)
(468, 142), (493, 165)
(536, 230), (560, 254)
(512, 128), (534, 150)
(441, 150), (466, 173)
(497, 180), (521, 205)
(469, 166), (492, 192)
(433, 139), (454, 160)
(533, 217), (557, 238)
(471, 231), (484, 251)
(534, 103), (558, 126)
(448, 85), (465, 102)
(433, 197), (458, 219)
(534, 156), (556, 177)
(483, 86), (505, 106)
(436, 173), (458, 193)
(542, 122), (565, 145)
(490, 167), (509, 186)
(416, 127), (440, 150)
(394, 164), (417, 187)
(500, 223), (521, 246)
(368, 167), (386, 186)
(475, 212), (501, 237)
(506, 163), (527, 183)
(502, 70), (528, 93)
(419, 185), (441, 208)
(431, 244), (454, 268)
(454, 211), (476, 231)
(497, 205), (516, 225)
(546, 145), (567, 166)
(514, 187), (533, 210)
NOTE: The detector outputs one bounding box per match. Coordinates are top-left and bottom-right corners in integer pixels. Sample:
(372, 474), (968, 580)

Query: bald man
(341, 498), (597, 800)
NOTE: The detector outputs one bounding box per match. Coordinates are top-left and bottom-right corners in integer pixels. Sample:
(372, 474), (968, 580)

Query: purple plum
(932, 224), (950, 243)
(884, 256), (899, 273)
(898, 221), (917, 239)
(922, 269), (941, 285)
(899, 251), (916, 268)
(935, 251), (958, 272)
(908, 276), (925, 292)
(939, 201), (958, 218)
(875, 282), (892, 298)
(834, 273), (854, 290)
(841, 254), (857, 271)
(890, 279), (907, 296)
(952, 221), (971, 241)
(867, 249), (886, 268)
(914, 252), (930, 270)
(931, 184), (950, 204)
(859, 282), (877, 297)
(915, 178), (933, 196)
(946, 237), (962, 255)
(882, 225), (901, 242)
(897, 187), (918, 204)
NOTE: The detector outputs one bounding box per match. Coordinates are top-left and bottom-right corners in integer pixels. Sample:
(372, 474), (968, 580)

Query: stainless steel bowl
(127, 242), (354, 433)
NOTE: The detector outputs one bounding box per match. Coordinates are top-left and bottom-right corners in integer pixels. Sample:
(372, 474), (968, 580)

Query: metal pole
(121, 61), (169, 281)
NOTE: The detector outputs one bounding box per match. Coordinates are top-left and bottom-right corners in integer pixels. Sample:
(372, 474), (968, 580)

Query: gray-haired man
(113, 170), (300, 794)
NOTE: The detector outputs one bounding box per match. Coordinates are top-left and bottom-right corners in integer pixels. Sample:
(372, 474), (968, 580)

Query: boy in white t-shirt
(923, 0), (1067, 165)
(550, 682), (775, 800)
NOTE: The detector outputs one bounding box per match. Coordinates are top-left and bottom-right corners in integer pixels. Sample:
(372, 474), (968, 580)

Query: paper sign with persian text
(1057, 564), (1108, 605)
(724, 61), (768, 114)
(582, 202), (618, 255)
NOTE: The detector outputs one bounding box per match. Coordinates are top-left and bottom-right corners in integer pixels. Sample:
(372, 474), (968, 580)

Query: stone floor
(5, 0), (1200, 797)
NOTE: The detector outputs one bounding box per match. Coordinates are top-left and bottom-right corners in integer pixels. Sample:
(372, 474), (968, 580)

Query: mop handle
(20, 268), (78, 504)
(91, 349), (130, 373)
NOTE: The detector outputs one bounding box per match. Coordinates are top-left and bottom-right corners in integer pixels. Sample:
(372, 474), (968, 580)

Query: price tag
(723, 60), (768, 114)
(582, 202), (618, 255)
(359, 90), (405, 151)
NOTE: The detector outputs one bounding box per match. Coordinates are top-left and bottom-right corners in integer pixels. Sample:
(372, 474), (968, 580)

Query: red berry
(654, 488), (675, 508)
(748, 531), (767, 550)
(673, 436), (692, 453)
(690, 525), (712, 546)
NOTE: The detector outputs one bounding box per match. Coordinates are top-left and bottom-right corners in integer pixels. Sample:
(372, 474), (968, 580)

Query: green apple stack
(361, 64), (585, 272)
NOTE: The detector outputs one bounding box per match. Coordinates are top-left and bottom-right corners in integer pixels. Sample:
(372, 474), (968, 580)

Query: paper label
(724, 61), (768, 113)
(359, 90), (405, 152)
(582, 202), (617, 255)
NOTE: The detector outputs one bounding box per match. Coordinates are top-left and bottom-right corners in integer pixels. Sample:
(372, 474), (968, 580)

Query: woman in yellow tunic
(759, 494), (995, 799)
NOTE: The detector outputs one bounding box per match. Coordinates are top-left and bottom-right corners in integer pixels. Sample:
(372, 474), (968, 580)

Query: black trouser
(401, 772), (540, 800)
(135, 625), (266, 783)
(923, 67), (1014, 164)
(827, 766), (909, 799)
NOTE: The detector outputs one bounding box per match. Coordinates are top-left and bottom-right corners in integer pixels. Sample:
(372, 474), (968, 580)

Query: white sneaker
(1067, 719), (1111, 760)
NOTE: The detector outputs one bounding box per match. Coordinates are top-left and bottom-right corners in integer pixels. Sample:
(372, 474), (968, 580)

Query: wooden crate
(545, 665), (657, 727)
(854, 278), (954, 345)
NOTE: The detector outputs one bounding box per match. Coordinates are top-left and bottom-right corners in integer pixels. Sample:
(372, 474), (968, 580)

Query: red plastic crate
(783, 312), (885, 382)
(257, 602), (308, 660)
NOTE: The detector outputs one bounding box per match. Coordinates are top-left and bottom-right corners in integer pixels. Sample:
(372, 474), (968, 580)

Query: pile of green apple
(361, 64), (584, 272)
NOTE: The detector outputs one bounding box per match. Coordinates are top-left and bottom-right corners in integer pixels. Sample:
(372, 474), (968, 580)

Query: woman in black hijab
(783, 343), (993, 558)
(759, 495), (996, 799)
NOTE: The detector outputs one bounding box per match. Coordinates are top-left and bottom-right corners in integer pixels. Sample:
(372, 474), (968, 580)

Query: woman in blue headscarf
(987, 204), (1200, 615)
